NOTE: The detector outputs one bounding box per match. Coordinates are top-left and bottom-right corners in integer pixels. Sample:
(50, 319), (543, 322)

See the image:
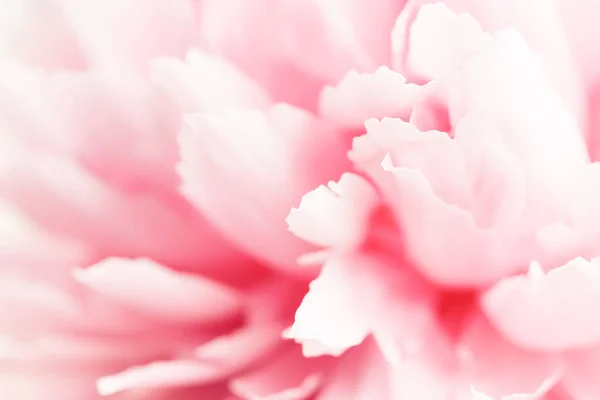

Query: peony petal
(178, 104), (349, 273)
(287, 252), (434, 357)
(0, 277), (82, 334)
(74, 258), (242, 325)
(319, 66), (422, 128)
(392, 0), (586, 130)
(0, 0), (86, 69)
(0, 334), (166, 370)
(0, 0), (195, 73)
(447, 29), (588, 174)
(285, 257), (369, 356)
(0, 199), (88, 274)
(316, 341), (393, 400)
(355, 118), (473, 208)
(555, 0), (600, 90)
(97, 360), (220, 396)
(198, 0), (405, 108)
(456, 315), (562, 399)
(562, 345), (600, 400)
(229, 344), (326, 400)
(405, 3), (484, 81)
(0, 65), (181, 193)
(151, 49), (271, 114)
(351, 118), (530, 286)
(482, 257), (600, 351)
(192, 323), (284, 382)
(0, 371), (102, 400)
(56, 0), (194, 74)
(0, 274), (164, 336)
(287, 173), (379, 251)
(565, 164), (600, 258)
(0, 67), (247, 274)
(317, 338), (450, 400)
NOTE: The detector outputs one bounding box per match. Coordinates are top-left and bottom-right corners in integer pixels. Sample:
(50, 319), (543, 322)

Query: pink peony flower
(2, 0), (600, 399)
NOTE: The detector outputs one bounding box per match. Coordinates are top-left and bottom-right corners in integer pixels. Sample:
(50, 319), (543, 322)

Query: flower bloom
(2, 0), (600, 399)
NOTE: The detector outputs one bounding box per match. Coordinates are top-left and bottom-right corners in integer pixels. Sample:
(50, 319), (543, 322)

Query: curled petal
(287, 173), (379, 251)
(319, 66), (422, 128)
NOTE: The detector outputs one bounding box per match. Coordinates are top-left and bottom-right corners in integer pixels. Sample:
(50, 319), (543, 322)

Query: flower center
(435, 288), (479, 341)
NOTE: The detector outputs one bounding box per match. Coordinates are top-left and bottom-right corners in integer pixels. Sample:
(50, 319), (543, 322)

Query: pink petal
(287, 252), (435, 357)
(355, 118), (473, 209)
(316, 341), (393, 400)
(452, 115), (527, 230)
(229, 344), (326, 400)
(351, 118), (529, 286)
(0, 273), (170, 337)
(56, 0), (195, 74)
(562, 345), (600, 400)
(0, 0), (86, 69)
(198, 0), (405, 108)
(383, 164), (530, 286)
(114, 385), (231, 400)
(469, 388), (495, 400)
(392, 0), (585, 129)
(74, 257), (242, 325)
(0, 334), (164, 369)
(317, 338), (450, 400)
(151, 49), (271, 114)
(0, 371), (102, 400)
(0, 277), (83, 334)
(556, 0), (600, 90)
(192, 323), (284, 383)
(0, 67), (247, 274)
(0, 0), (195, 73)
(408, 81), (451, 132)
(447, 29), (588, 174)
(0, 199), (88, 274)
(178, 104), (349, 273)
(319, 66), (422, 128)
(405, 3), (484, 81)
(565, 164), (600, 258)
(97, 360), (222, 396)
(482, 257), (600, 351)
(456, 315), (562, 399)
(287, 173), (379, 251)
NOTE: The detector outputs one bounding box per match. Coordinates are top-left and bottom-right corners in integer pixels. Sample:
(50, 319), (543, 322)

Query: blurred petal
(74, 258), (242, 325)
(198, 0), (406, 108)
(318, 338), (450, 400)
(483, 257), (600, 351)
(0, 66), (246, 273)
(456, 315), (562, 399)
(179, 104), (349, 273)
(562, 345), (600, 400)
(229, 344), (326, 400)
(97, 360), (221, 396)
(151, 49), (271, 114)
